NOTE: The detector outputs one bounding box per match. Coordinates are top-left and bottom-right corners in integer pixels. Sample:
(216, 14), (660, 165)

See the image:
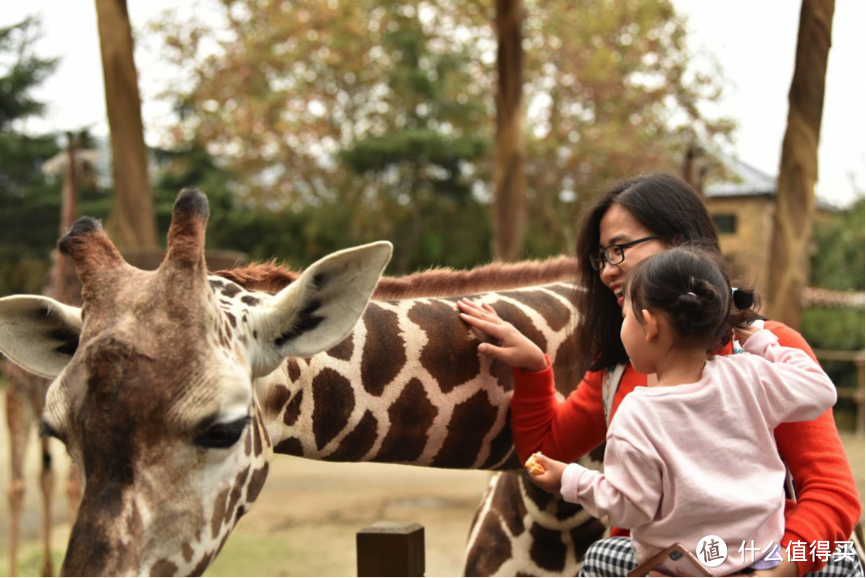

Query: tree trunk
(492, 0), (526, 262)
(95, 0), (157, 249)
(682, 143), (705, 196)
(767, 0), (835, 328)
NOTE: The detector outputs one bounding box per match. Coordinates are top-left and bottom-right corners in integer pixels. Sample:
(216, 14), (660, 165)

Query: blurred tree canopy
(151, 0), (733, 271)
(801, 195), (865, 353)
(809, 197), (865, 293)
(1, 1), (739, 288)
(0, 17), (63, 295)
(799, 197), (864, 428)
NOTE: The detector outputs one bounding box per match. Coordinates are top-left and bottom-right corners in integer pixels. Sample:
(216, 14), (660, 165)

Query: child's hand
(525, 453), (567, 494)
(733, 323), (761, 346)
(457, 299), (548, 372)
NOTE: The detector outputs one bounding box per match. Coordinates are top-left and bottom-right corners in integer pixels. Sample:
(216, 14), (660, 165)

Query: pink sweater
(560, 330), (837, 576)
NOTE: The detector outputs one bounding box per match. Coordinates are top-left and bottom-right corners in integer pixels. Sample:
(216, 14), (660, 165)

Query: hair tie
(687, 292), (697, 297)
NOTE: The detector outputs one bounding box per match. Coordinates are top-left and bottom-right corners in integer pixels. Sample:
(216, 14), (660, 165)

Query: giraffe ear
(249, 241), (392, 377)
(0, 295), (82, 379)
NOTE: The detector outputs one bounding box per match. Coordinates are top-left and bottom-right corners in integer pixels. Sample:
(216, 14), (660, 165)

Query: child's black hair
(623, 245), (760, 352)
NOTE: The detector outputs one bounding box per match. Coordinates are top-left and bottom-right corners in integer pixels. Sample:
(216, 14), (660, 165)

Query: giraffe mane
(213, 255), (577, 300)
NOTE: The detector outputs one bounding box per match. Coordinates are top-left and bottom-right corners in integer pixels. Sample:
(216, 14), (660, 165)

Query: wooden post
(855, 357), (864, 437)
(357, 522), (425, 577)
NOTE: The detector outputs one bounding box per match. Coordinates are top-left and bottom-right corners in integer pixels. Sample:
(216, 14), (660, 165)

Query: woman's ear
(642, 309), (659, 341)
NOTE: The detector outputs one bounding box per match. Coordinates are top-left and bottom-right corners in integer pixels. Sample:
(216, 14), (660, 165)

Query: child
(459, 247), (837, 576)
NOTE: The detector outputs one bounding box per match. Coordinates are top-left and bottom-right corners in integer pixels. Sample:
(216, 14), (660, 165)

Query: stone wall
(705, 195), (775, 306)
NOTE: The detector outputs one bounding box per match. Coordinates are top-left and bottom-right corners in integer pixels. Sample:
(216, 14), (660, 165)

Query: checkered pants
(578, 537), (864, 577)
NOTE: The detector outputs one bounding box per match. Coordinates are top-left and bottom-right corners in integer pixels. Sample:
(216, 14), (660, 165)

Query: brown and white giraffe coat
(255, 284), (579, 470)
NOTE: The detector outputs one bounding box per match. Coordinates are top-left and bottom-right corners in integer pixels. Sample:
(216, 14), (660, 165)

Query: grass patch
(204, 525), (356, 577)
(0, 546), (65, 577)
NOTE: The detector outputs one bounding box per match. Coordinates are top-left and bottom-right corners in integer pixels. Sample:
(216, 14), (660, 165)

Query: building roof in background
(705, 152), (777, 197)
(704, 148), (838, 211)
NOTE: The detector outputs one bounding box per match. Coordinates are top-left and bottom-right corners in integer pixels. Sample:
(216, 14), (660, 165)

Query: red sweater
(511, 320), (861, 576)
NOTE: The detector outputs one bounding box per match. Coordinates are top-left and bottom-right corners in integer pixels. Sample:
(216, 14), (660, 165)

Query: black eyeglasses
(588, 235), (663, 271)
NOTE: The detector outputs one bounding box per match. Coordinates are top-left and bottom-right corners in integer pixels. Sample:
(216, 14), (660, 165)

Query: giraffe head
(0, 189), (392, 576)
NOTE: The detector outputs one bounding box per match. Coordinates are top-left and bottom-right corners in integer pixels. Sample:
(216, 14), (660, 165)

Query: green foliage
(809, 198), (865, 291)
(151, 143), (493, 272)
(153, 144), (237, 242)
(0, 17), (58, 130)
(151, 0), (732, 269)
(801, 308), (865, 352)
(0, 17), (64, 297)
(342, 129), (488, 182)
(212, 196), (492, 273)
(336, 4), (492, 268)
(801, 199), (864, 431)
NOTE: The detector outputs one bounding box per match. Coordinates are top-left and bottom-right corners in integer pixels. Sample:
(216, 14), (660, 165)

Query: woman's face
(597, 203), (668, 307)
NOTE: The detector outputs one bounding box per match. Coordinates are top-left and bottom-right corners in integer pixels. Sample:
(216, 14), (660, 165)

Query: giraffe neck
(44, 138), (82, 307)
(259, 281), (579, 470)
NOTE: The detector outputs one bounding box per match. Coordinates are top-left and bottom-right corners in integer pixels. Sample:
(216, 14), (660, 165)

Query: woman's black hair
(573, 173), (722, 374)
(623, 245), (760, 352)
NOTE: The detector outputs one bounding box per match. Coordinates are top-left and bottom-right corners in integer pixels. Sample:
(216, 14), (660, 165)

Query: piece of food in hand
(525, 452), (546, 475)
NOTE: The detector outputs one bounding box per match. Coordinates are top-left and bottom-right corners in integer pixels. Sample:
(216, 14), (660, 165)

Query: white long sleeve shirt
(560, 330), (837, 576)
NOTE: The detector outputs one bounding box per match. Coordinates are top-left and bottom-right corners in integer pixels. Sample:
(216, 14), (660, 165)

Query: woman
(458, 173), (861, 577)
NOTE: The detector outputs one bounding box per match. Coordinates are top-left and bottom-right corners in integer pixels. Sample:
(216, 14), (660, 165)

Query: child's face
(620, 298), (656, 375)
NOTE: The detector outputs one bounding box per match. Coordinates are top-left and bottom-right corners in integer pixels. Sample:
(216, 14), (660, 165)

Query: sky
(4, 0), (865, 207)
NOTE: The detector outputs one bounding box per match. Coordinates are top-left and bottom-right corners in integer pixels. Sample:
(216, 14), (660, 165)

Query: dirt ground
(0, 389), (863, 577)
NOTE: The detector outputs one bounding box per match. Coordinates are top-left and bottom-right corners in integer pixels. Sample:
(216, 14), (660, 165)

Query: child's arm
(555, 436), (662, 529)
(742, 329), (837, 426)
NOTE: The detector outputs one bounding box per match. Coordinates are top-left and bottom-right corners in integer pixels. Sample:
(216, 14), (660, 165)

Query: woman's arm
(764, 321), (862, 577)
(510, 361), (608, 464)
(457, 298), (608, 463)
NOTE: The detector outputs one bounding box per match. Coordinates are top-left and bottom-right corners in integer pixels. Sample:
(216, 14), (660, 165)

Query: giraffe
(0, 187), (605, 576)
(216, 257), (607, 577)
(0, 188), (392, 576)
(4, 133), (85, 577)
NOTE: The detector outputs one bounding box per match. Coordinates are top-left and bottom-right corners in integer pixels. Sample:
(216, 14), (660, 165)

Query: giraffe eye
(194, 416), (250, 449)
(40, 419), (66, 444)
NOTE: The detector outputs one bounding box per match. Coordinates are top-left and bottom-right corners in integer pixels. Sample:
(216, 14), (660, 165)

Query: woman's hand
(457, 299), (548, 372)
(526, 453), (568, 494)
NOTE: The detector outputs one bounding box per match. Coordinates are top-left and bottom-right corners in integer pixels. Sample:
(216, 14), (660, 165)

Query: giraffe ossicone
(0, 188), (392, 576)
